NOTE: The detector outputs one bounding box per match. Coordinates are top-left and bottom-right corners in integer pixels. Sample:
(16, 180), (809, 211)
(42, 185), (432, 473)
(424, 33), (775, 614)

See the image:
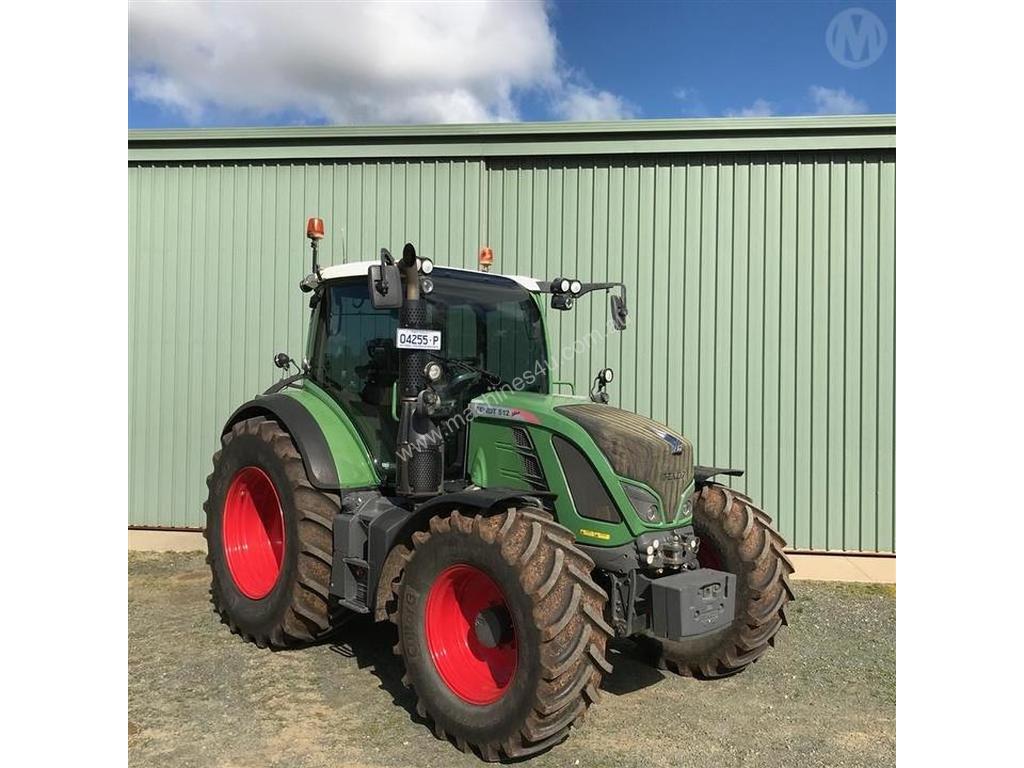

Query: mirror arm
(574, 281), (619, 297)
(536, 280), (626, 301)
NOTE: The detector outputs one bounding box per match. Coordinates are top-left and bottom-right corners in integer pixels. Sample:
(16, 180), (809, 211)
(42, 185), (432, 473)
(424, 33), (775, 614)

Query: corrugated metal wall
(129, 132), (894, 553)
(483, 153), (895, 553)
(129, 160), (485, 529)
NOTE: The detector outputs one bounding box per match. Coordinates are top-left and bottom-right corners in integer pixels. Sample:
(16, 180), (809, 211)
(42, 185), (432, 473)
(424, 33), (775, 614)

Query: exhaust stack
(395, 243), (443, 497)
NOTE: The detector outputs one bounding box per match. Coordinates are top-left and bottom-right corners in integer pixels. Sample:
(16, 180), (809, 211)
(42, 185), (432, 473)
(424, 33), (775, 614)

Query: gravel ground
(129, 552), (895, 768)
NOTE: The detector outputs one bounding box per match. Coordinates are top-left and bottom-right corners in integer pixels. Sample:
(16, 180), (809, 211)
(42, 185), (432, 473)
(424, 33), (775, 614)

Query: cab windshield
(313, 268), (549, 475)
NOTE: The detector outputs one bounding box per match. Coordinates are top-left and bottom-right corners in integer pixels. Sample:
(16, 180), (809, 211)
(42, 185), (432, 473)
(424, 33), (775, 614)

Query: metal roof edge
(128, 115), (895, 162)
(129, 114), (895, 143)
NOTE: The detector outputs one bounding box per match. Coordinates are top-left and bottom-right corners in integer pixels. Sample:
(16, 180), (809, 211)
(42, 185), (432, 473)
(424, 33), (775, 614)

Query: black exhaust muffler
(394, 243), (443, 497)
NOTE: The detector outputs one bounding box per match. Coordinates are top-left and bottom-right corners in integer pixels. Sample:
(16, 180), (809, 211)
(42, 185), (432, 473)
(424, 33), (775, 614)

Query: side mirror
(610, 294), (628, 330)
(368, 263), (403, 309)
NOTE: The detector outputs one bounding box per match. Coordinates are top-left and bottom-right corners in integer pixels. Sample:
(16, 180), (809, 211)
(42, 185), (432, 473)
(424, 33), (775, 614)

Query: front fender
(222, 383), (380, 491)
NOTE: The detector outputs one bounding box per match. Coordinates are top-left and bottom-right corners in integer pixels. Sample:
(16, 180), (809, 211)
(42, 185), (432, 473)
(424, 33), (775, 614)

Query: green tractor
(204, 218), (794, 760)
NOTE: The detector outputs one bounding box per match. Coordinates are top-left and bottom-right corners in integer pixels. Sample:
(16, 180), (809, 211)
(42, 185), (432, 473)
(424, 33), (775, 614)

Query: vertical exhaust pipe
(395, 243), (443, 497)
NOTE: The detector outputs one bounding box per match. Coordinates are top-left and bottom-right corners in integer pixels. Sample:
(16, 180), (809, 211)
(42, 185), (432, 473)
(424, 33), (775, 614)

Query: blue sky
(128, 0), (895, 129)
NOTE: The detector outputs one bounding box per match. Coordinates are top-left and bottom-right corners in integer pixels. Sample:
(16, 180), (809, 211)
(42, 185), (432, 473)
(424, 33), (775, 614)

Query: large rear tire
(390, 506), (613, 761)
(204, 416), (338, 648)
(646, 483), (794, 678)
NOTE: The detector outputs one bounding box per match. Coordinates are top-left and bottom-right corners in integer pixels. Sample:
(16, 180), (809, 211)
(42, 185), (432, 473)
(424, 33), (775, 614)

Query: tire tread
(656, 483), (794, 678)
(204, 416), (339, 649)
(389, 506), (612, 761)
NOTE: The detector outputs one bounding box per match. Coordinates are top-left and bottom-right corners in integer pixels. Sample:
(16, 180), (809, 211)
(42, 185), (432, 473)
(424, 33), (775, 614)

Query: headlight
(638, 502), (659, 523)
(623, 482), (662, 524)
(676, 496), (693, 521)
(423, 361), (443, 382)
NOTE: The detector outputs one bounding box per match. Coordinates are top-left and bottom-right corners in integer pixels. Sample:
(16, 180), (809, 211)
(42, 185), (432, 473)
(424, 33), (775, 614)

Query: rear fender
(222, 387), (379, 491)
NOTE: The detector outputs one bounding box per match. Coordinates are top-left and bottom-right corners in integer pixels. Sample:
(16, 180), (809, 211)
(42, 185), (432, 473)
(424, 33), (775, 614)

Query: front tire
(648, 483), (794, 678)
(204, 416), (338, 648)
(391, 506), (613, 761)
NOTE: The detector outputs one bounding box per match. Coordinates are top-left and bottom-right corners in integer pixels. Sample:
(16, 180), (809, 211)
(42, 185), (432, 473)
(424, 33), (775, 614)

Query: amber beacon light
(306, 217), (325, 240)
(478, 246), (494, 272)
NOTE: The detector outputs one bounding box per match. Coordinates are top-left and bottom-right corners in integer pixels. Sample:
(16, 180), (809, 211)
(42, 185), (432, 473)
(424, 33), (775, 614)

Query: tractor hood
(468, 392), (694, 528)
(552, 402), (694, 511)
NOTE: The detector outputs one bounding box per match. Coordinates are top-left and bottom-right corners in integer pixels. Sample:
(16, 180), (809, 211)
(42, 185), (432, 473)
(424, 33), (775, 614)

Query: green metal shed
(128, 115), (895, 554)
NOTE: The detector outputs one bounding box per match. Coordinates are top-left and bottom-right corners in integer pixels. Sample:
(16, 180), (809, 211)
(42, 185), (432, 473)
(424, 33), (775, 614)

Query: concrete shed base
(128, 529), (895, 584)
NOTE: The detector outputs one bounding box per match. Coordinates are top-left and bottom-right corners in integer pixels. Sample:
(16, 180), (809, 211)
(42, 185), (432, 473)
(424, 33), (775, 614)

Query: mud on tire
(648, 483), (795, 678)
(204, 416), (339, 648)
(389, 506), (614, 761)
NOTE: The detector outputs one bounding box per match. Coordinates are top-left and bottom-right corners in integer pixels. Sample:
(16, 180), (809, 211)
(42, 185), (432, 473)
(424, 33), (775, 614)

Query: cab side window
(317, 279), (399, 463)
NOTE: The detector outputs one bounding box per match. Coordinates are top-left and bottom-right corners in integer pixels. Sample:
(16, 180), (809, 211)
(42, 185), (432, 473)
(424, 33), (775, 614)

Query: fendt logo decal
(651, 427), (684, 455)
(470, 403), (540, 424)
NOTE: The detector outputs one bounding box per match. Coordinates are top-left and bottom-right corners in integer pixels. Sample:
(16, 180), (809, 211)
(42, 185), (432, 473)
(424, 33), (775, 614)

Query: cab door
(313, 278), (400, 472)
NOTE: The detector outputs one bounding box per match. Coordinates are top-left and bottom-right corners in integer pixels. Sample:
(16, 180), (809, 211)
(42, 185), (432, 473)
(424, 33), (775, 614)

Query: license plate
(396, 328), (442, 350)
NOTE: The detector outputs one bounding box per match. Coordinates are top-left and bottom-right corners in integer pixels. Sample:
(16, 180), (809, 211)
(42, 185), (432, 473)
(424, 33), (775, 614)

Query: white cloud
(809, 86), (867, 115)
(551, 84), (636, 121)
(671, 86), (709, 117)
(725, 98), (775, 118)
(128, 0), (629, 125)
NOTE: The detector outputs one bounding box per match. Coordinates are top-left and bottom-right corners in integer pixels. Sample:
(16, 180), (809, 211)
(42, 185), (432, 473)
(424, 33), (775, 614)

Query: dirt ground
(128, 552), (895, 768)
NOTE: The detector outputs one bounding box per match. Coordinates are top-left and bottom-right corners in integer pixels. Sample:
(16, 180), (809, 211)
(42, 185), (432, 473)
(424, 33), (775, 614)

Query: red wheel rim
(424, 564), (517, 705)
(222, 466), (286, 599)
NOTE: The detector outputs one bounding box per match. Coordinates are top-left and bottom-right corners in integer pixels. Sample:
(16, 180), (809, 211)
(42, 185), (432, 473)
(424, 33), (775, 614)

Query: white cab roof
(318, 260), (542, 292)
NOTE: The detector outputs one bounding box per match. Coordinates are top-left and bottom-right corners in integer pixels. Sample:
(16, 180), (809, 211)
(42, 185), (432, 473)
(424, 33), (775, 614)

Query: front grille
(522, 453), (544, 483)
(506, 426), (548, 492)
(555, 404), (694, 519)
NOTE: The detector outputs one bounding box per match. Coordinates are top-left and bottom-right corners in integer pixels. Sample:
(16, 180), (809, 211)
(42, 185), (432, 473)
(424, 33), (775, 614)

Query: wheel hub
(424, 564), (517, 705)
(222, 466), (286, 599)
(473, 604), (513, 649)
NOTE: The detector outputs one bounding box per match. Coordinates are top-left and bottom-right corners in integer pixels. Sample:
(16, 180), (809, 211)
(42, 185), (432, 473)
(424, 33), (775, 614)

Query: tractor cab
(309, 262), (549, 482)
